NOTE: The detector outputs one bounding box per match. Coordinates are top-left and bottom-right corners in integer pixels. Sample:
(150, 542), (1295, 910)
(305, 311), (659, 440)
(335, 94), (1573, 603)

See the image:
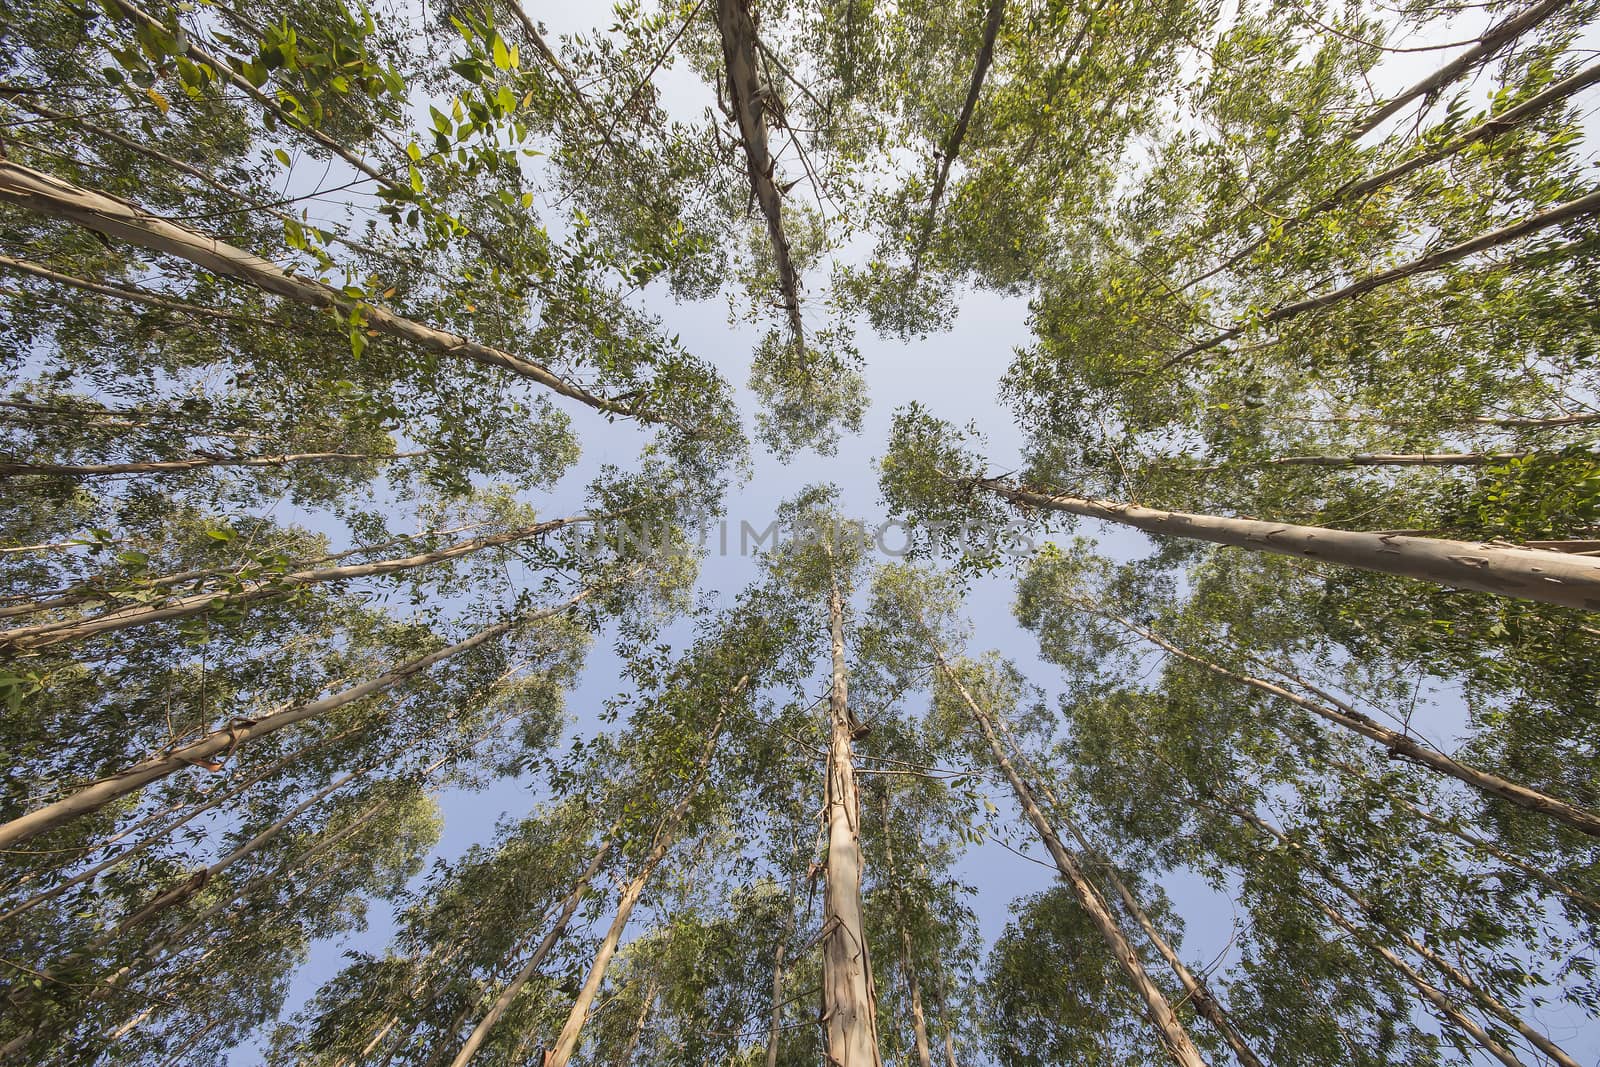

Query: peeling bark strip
(0, 587), (596, 850)
(1161, 187), (1600, 369)
(930, 644), (1210, 1067)
(0, 162), (653, 423)
(714, 0), (805, 349)
(1092, 604), (1600, 837)
(0, 512), (597, 652)
(1349, 0), (1573, 140)
(912, 0), (1006, 274)
(978, 479), (1600, 611)
(0, 450), (424, 478)
(822, 577), (883, 1067)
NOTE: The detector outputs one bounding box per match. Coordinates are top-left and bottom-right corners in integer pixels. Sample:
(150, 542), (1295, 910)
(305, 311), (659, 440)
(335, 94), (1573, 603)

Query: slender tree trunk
(0, 585), (597, 849)
(1306, 749), (1600, 917)
(616, 974), (661, 1065)
(0, 511), (600, 651)
(880, 792), (932, 1067)
(1161, 187), (1600, 368)
(1191, 450), (1536, 470)
(1086, 601), (1600, 836)
(0, 450), (425, 478)
(984, 709), (1266, 1067)
(821, 575), (883, 1067)
(447, 829), (618, 1067)
(713, 0), (805, 349)
(0, 162), (653, 423)
(0, 253), (259, 324)
(979, 478), (1600, 611)
(1349, 0), (1572, 139)
(1234, 806), (1581, 1067)
(1185, 60), (1600, 290)
(765, 865), (799, 1067)
(0, 722), (363, 925)
(929, 643), (1210, 1067)
(545, 680), (745, 1067)
(911, 0), (1006, 276)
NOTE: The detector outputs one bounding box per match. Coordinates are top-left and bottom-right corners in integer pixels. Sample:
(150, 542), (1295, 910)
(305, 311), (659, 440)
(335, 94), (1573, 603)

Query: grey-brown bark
(930, 643), (1211, 1067)
(713, 0), (806, 350)
(910, 0), (1007, 277)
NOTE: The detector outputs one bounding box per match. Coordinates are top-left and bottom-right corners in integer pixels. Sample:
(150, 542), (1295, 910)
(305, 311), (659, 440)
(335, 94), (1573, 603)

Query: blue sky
(235, 3), (1600, 1062)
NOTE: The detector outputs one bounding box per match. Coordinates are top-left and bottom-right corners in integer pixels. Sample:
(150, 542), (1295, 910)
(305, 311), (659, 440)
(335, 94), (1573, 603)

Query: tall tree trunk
(1161, 188), (1600, 368)
(1185, 60), (1600, 290)
(910, 0), (1006, 277)
(765, 863), (800, 1067)
(984, 709), (1266, 1067)
(545, 680), (746, 1067)
(616, 974), (661, 1065)
(0, 162), (656, 424)
(880, 792), (932, 1067)
(447, 829), (618, 1067)
(0, 585), (598, 849)
(821, 575), (883, 1067)
(0, 511), (603, 652)
(1232, 806), (1581, 1067)
(978, 478), (1600, 611)
(928, 642), (1210, 1067)
(0, 450), (425, 478)
(713, 0), (805, 350)
(1085, 601), (1600, 836)
(1348, 0), (1572, 139)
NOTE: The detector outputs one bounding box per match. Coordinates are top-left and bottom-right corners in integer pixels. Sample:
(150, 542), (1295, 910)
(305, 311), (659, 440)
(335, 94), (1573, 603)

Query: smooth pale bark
(1187, 61), (1600, 289)
(1237, 807), (1581, 1067)
(0, 253), (258, 324)
(931, 644), (1210, 1067)
(616, 975), (661, 1065)
(713, 0), (805, 349)
(0, 520), (488, 623)
(446, 829), (618, 1067)
(0, 723), (362, 925)
(1161, 187), (1600, 368)
(980, 478), (1600, 611)
(0, 162), (652, 422)
(1090, 602), (1600, 836)
(1349, 0), (1573, 139)
(0, 586), (594, 849)
(0, 449), (423, 478)
(0, 513), (594, 651)
(1190, 450), (1534, 470)
(911, 0), (1006, 276)
(822, 576), (884, 1067)
(545, 680), (746, 1067)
